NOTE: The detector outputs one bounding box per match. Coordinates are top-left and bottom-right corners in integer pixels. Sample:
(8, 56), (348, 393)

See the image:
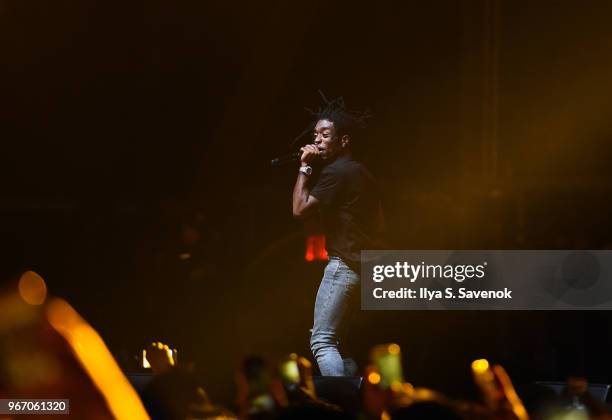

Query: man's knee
(310, 331), (338, 356)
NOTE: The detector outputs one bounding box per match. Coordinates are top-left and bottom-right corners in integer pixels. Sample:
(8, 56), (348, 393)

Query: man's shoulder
(323, 156), (364, 174)
(337, 158), (374, 182)
(317, 156), (375, 189)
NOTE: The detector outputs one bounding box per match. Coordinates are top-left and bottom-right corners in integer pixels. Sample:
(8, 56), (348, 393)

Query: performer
(292, 97), (383, 376)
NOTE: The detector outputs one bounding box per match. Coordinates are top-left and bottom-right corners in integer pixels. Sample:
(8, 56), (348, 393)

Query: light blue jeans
(310, 257), (360, 376)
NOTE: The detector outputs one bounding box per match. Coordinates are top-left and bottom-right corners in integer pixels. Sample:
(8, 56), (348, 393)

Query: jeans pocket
(336, 261), (360, 288)
(324, 258), (341, 278)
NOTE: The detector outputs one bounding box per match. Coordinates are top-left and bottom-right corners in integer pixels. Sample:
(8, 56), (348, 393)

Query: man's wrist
(299, 165), (313, 176)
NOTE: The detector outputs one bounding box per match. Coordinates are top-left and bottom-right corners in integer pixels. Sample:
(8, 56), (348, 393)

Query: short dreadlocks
(291, 91), (371, 148)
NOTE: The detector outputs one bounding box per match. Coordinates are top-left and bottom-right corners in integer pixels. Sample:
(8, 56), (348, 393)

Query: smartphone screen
(142, 349), (151, 369)
(370, 343), (404, 388)
(279, 358), (300, 385)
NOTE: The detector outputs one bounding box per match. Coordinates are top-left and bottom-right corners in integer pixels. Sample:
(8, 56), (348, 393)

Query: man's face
(313, 119), (343, 161)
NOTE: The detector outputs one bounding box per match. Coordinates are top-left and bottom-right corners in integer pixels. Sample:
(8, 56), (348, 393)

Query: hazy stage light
(368, 371), (381, 385)
(471, 358), (490, 374)
(18, 271), (47, 305)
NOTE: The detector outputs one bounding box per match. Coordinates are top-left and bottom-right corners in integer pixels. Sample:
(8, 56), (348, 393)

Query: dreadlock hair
(303, 91), (371, 143)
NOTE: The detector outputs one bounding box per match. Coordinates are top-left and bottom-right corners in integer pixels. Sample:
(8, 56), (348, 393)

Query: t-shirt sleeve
(310, 167), (341, 207)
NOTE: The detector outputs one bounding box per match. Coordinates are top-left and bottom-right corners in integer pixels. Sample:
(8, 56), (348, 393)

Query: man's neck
(329, 150), (351, 164)
(335, 150), (352, 162)
(318, 150), (351, 169)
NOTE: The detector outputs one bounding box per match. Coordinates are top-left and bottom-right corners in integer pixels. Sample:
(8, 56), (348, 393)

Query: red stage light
(305, 235), (327, 261)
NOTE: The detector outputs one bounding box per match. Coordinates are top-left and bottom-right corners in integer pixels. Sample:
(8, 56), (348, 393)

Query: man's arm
(292, 168), (320, 219)
(292, 145), (321, 219)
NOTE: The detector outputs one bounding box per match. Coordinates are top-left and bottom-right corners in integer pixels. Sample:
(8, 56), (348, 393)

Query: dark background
(1, 0), (612, 404)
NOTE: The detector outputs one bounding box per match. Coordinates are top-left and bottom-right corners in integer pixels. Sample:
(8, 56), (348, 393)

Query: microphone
(270, 145), (323, 167)
(270, 151), (302, 167)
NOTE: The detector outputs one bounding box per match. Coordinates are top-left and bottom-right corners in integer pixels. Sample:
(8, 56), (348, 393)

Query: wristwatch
(299, 166), (313, 176)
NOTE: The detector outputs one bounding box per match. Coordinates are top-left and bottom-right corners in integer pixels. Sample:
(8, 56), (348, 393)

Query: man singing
(292, 97), (383, 376)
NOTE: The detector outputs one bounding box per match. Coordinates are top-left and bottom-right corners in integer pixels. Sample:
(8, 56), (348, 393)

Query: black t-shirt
(310, 154), (383, 267)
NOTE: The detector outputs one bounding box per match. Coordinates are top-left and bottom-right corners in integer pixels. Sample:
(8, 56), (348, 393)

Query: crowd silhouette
(1, 270), (611, 420)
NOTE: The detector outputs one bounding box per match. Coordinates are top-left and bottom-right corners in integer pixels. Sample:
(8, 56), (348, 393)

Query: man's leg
(310, 257), (360, 376)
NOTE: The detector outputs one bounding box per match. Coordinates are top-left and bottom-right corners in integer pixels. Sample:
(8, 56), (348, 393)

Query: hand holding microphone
(299, 144), (322, 166)
(270, 145), (323, 167)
